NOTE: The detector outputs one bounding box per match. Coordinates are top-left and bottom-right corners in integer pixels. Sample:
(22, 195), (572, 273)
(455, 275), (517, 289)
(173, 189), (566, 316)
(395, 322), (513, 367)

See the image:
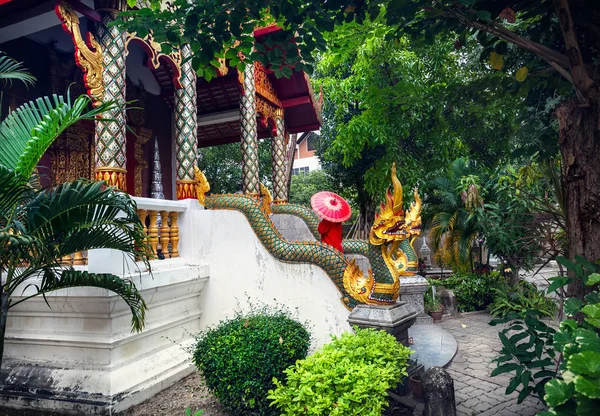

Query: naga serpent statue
(194, 163), (422, 310)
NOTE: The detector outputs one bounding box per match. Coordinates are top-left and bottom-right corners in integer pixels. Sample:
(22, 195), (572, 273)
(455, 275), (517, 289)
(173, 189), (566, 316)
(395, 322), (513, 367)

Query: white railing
(133, 197), (188, 259)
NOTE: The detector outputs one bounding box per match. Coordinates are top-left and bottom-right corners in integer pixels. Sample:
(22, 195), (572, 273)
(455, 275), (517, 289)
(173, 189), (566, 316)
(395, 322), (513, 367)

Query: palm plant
(0, 57), (151, 369)
(427, 158), (484, 271)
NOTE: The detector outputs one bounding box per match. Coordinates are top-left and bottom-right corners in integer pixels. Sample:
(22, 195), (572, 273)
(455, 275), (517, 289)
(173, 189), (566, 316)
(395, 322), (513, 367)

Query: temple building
(0, 0), (321, 203)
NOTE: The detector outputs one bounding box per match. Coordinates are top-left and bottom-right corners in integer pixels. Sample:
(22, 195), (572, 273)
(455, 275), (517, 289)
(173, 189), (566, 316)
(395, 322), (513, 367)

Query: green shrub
(431, 271), (505, 312)
(268, 328), (411, 416)
(489, 280), (557, 318)
(192, 305), (310, 416)
(490, 256), (600, 411)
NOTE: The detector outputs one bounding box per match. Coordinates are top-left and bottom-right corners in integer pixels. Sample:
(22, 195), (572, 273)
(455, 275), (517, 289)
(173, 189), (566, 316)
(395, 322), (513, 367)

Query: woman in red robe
(318, 219), (344, 253)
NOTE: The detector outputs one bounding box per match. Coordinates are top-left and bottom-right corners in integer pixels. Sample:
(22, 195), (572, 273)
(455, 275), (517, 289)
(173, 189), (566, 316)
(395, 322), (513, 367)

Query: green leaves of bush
(491, 256), (600, 413)
(192, 306), (310, 416)
(490, 311), (557, 403)
(430, 271), (504, 312)
(489, 280), (557, 318)
(268, 328), (411, 416)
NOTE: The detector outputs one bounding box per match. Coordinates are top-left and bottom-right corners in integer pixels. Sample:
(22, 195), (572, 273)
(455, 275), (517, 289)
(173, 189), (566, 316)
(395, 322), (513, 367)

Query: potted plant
(408, 373), (423, 399)
(426, 296), (443, 321)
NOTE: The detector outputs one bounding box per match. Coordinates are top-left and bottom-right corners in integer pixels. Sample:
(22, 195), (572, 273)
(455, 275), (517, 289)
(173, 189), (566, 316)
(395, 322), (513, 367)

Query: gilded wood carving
(55, 1), (104, 106)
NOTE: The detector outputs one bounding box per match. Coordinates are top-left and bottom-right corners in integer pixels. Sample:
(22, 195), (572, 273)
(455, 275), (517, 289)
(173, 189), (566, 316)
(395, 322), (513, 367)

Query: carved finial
(194, 166), (210, 207)
(151, 137), (165, 200)
(260, 183), (273, 215)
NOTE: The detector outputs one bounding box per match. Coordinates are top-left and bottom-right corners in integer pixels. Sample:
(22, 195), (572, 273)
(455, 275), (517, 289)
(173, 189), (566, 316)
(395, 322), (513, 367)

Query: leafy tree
(288, 170), (332, 206)
(0, 68), (150, 369)
(198, 139), (273, 194)
(124, 1), (600, 297)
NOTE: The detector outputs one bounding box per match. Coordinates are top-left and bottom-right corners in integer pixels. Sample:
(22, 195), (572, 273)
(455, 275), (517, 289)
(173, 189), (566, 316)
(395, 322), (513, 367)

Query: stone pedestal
(400, 275), (433, 324)
(347, 301), (417, 347)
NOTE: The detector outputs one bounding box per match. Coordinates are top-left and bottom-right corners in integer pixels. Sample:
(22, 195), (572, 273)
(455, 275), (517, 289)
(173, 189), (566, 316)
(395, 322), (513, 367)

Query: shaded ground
(438, 312), (547, 416)
(121, 372), (226, 416)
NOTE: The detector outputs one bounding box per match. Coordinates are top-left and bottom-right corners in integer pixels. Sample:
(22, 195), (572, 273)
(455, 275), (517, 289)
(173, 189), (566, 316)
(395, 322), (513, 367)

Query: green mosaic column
(272, 112), (287, 203)
(240, 64), (260, 197)
(175, 44), (198, 199)
(93, 5), (127, 190)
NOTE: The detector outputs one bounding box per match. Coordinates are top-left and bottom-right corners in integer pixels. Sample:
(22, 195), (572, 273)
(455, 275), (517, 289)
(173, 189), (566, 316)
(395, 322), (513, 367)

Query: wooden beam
(197, 109), (240, 127)
(281, 96), (311, 108)
(66, 0), (101, 22)
(197, 136), (241, 148)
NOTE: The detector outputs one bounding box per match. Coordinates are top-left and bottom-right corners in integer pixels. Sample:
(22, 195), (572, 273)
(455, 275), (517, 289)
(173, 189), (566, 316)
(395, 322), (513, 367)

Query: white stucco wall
(194, 209), (352, 349)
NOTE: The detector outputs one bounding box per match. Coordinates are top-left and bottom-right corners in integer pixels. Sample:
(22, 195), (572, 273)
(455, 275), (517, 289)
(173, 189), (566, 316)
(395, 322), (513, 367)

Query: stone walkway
(438, 313), (547, 416)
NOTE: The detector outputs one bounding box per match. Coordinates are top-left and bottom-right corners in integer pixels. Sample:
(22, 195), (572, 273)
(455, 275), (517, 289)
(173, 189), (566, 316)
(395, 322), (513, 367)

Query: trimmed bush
(192, 306), (310, 416)
(431, 271), (506, 312)
(268, 328), (411, 416)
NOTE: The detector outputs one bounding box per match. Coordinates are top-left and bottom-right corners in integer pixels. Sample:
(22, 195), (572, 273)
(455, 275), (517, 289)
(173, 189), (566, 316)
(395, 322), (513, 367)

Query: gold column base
(177, 180), (197, 200)
(95, 167), (127, 191)
(273, 199), (288, 205)
(246, 192), (261, 200)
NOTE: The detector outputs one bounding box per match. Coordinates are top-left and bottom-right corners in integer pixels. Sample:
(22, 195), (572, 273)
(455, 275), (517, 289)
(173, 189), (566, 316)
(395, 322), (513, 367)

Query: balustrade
(133, 197), (187, 260)
(61, 251), (88, 265)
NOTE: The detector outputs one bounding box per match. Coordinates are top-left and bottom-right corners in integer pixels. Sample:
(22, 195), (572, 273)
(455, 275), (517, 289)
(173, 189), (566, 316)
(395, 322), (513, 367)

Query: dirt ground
(122, 373), (228, 416)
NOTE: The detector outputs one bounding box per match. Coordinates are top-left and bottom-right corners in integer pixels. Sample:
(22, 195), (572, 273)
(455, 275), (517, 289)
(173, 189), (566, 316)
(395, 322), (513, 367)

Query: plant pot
(429, 310), (443, 321)
(409, 375), (423, 399)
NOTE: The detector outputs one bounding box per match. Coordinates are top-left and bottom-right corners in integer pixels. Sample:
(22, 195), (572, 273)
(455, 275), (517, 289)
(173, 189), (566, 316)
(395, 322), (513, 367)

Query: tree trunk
(0, 289), (9, 371)
(556, 98), (600, 298)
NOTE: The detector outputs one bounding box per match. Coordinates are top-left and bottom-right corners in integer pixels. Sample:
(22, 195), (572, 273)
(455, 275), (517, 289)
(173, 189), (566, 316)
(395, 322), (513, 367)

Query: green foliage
(489, 280), (557, 318)
(425, 295), (442, 313)
(289, 170), (332, 206)
(427, 158), (487, 270)
(431, 271), (504, 312)
(184, 409), (203, 416)
(0, 51), (35, 87)
(192, 305), (310, 416)
(197, 141), (273, 194)
(268, 328), (411, 416)
(489, 311), (558, 404)
(541, 260), (600, 414)
(0, 78), (151, 368)
(490, 257), (600, 411)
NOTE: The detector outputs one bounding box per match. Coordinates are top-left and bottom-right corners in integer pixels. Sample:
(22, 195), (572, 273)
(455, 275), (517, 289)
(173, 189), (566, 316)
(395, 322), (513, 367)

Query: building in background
(292, 131), (321, 175)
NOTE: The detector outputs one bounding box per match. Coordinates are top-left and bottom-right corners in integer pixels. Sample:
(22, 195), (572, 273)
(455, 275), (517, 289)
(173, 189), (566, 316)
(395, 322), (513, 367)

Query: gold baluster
(137, 209), (148, 233)
(61, 254), (73, 265)
(148, 210), (159, 257)
(136, 209), (149, 260)
(169, 211), (179, 258)
(73, 251), (85, 266)
(159, 210), (170, 258)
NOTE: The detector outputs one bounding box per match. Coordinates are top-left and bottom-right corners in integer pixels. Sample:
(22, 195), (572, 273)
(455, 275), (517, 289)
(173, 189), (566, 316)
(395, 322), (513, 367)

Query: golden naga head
(194, 166), (210, 207)
(369, 163), (422, 245)
(259, 183), (272, 215)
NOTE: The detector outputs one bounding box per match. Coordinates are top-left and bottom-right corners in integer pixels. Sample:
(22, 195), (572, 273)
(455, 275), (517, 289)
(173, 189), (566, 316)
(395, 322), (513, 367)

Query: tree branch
(554, 0), (596, 104)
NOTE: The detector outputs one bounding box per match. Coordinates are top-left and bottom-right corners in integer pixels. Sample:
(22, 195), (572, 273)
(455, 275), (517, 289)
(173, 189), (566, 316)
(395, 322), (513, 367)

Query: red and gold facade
(3, 2), (321, 201)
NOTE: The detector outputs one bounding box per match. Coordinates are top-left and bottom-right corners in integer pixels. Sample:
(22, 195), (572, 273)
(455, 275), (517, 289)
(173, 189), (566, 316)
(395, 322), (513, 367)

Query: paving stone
(437, 313), (551, 415)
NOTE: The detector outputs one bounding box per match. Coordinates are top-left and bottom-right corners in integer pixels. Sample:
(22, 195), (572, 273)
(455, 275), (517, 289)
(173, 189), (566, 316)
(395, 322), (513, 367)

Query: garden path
(438, 312), (547, 416)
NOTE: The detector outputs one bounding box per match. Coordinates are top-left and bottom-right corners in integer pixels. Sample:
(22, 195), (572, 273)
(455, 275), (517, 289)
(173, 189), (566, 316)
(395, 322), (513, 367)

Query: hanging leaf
(516, 67), (529, 82)
(499, 8), (516, 23)
(489, 51), (504, 70)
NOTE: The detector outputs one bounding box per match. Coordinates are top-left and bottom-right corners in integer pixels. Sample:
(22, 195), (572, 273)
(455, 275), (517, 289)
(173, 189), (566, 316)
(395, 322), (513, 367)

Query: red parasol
(311, 191), (352, 223)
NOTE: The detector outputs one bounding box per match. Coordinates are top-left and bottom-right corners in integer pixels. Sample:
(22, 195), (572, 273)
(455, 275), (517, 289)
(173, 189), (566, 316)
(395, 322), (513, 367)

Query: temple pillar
(93, 1), (128, 190)
(240, 64), (260, 197)
(174, 44), (198, 199)
(272, 111), (287, 203)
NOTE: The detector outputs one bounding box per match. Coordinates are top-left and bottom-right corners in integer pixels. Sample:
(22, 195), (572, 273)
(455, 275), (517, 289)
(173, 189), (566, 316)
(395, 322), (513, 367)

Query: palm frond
(0, 165), (29, 226)
(0, 53), (35, 87)
(24, 180), (150, 260)
(0, 93), (115, 178)
(11, 269), (147, 332)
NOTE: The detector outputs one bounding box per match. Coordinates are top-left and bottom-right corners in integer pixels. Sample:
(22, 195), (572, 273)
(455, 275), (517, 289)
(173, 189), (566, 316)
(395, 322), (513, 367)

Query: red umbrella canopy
(311, 191), (352, 223)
